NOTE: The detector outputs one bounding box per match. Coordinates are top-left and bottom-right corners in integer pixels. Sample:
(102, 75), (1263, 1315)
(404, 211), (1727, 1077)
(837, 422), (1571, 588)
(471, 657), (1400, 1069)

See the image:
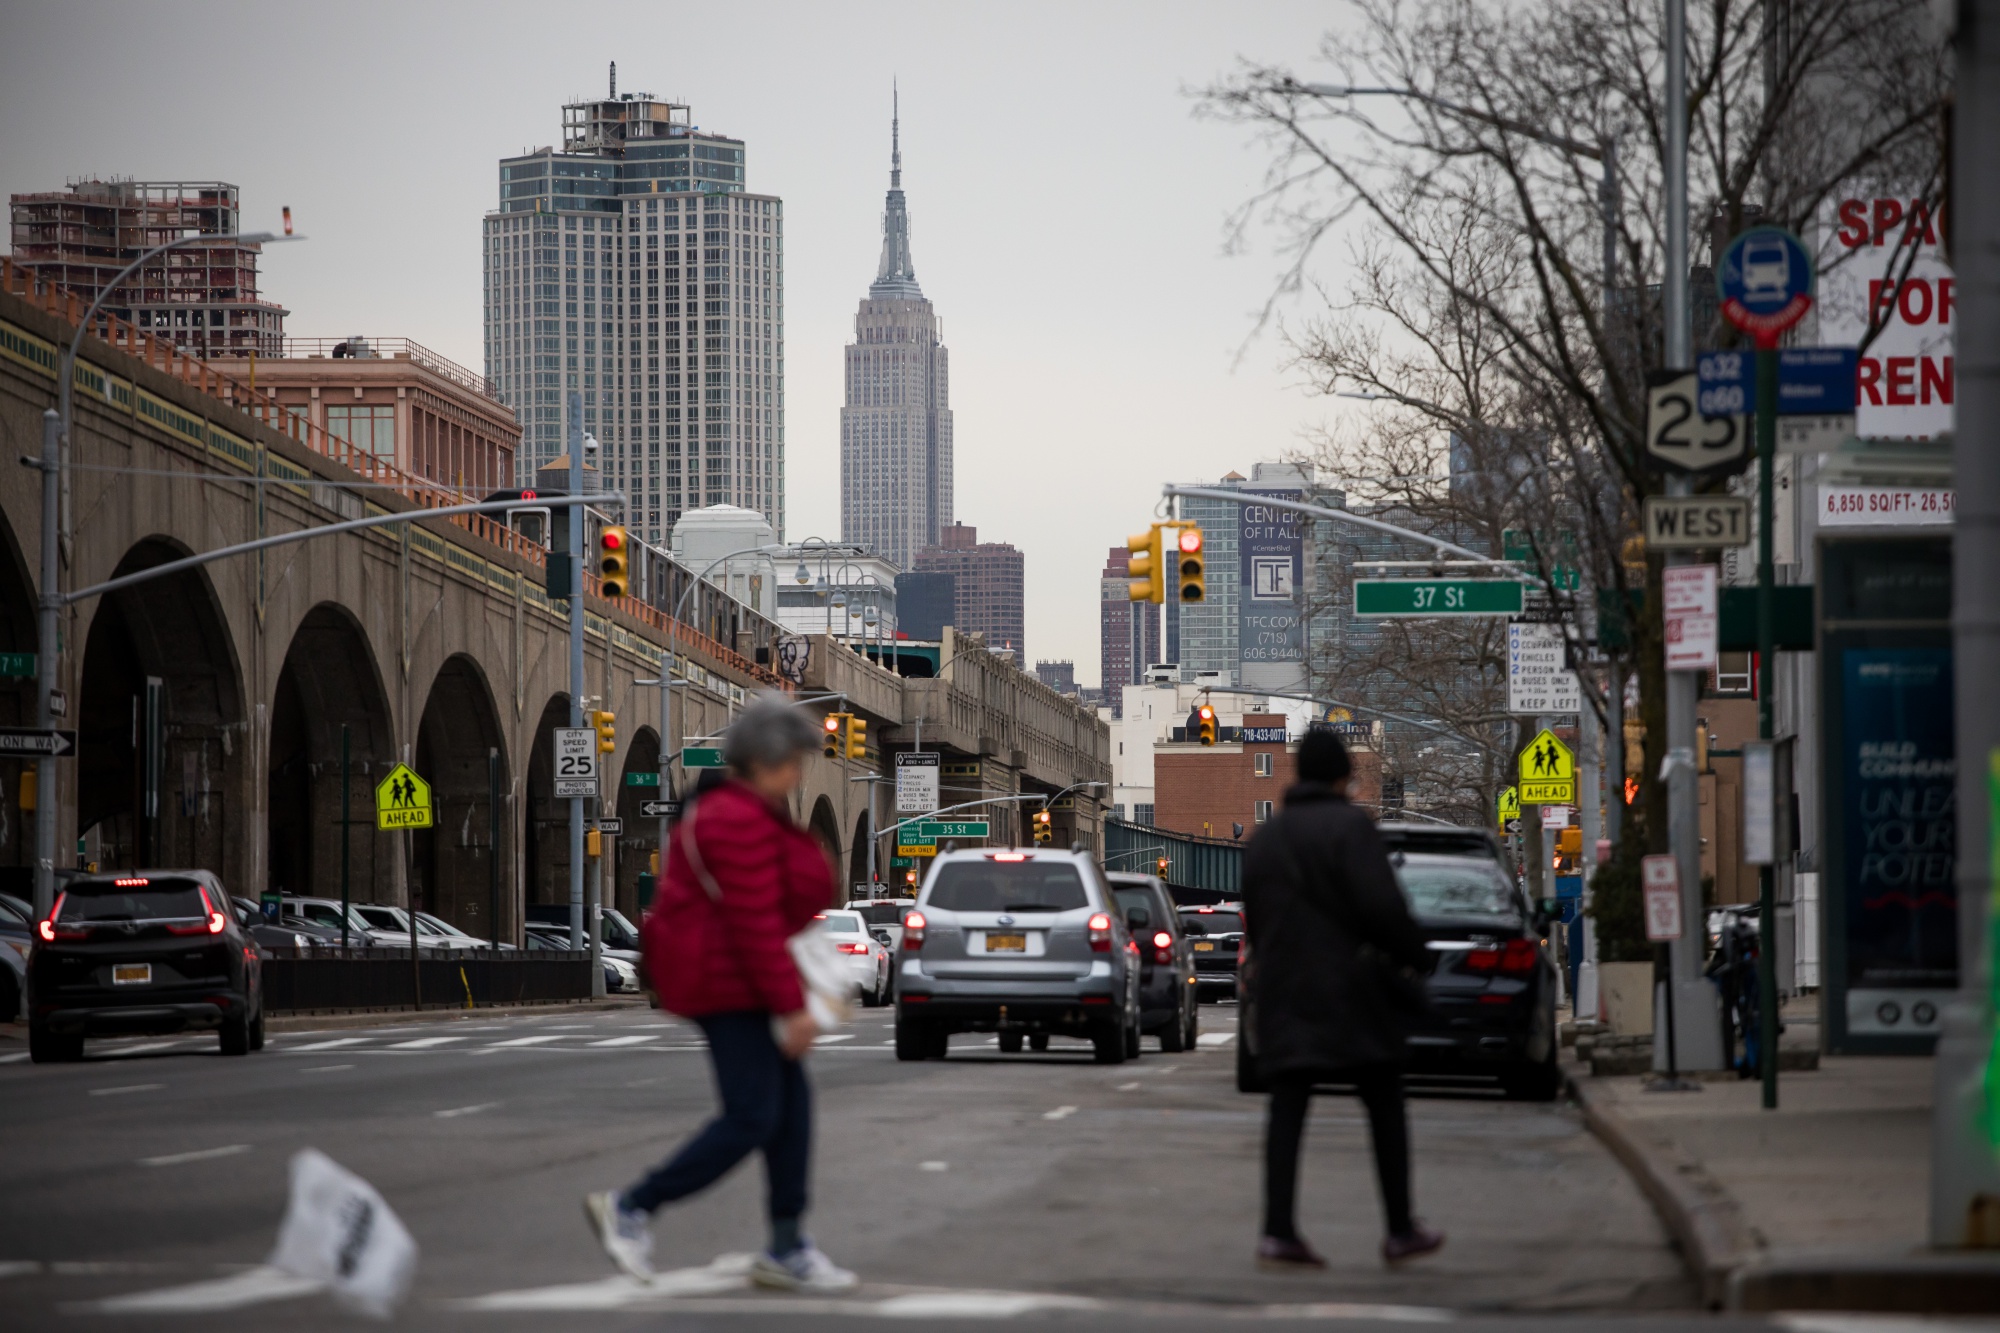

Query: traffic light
(823, 713), (843, 757)
(1156, 856), (1170, 877)
(1033, 809), (1054, 845)
(1174, 523), (1205, 602)
(598, 524), (630, 598)
(1195, 704), (1217, 746)
(1126, 525), (1164, 603)
(592, 709), (616, 753)
(844, 715), (867, 760)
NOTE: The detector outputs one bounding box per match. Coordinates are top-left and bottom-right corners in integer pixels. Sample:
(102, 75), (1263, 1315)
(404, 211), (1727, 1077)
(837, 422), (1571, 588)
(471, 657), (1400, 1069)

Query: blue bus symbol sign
(1717, 226), (1814, 347)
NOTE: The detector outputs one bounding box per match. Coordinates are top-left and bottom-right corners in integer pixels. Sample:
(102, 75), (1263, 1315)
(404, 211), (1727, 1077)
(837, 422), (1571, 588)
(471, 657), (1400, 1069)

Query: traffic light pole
(567, 395), (587, 951)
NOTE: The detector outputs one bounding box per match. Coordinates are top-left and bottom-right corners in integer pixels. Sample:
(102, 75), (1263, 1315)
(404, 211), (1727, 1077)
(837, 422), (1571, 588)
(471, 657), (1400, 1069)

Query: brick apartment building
(1153, 713), (1382, 841)
(913, 523), (1025, 663)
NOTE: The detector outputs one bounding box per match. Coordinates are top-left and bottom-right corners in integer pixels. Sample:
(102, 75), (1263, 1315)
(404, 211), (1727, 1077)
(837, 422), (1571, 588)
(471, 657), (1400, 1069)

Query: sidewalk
(1569, 1017), (2000, 1313)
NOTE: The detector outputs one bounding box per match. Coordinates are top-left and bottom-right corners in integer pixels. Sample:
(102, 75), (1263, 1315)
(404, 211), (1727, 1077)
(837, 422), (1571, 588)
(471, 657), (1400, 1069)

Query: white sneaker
(750, 1241), (857, 1292)
(584, 1191), (654, 1281)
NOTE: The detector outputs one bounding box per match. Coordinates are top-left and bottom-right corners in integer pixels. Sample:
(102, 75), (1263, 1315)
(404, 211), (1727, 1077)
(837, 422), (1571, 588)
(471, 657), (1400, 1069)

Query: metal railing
(1105, 817), (1242, 899)
(262, 952), (594, 1012)
(266, 335), (501, 402)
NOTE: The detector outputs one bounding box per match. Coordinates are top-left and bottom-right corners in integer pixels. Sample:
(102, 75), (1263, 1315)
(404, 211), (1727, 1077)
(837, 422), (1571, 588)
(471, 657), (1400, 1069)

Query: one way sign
(640, 800), (682, 819)
(0, 728), (77, 757)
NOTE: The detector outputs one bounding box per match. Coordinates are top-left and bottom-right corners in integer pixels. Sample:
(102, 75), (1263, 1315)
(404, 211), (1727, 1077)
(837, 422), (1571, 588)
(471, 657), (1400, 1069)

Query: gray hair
(722, 693), (823, 773)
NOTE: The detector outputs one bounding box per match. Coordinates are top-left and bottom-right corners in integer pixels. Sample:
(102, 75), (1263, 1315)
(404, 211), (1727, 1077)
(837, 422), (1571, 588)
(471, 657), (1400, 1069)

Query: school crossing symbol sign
(1517, 729), (1575, 806)
(375, 763), (434, 830)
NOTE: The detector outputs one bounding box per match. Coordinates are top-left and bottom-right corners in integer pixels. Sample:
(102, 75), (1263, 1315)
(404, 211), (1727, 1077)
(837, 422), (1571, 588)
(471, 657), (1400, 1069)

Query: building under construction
(8, 178), (286, 358)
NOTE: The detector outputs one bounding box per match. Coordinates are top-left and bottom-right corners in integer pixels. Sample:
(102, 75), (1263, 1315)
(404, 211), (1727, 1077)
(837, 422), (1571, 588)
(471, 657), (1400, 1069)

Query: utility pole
(1932, 0), (2000, 1247)
(567, 394), (586, 950)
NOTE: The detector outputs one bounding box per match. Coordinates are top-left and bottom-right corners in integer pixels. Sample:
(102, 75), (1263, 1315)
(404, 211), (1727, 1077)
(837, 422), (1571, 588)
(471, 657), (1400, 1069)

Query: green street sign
(916, 820), (990, 839)
(1354, 579), (1524, 618)
(682, 746), (725, 769)
(1502, 529), (1582, 591)
(625, 771), (660, 787)
(0, 653), (34, 678)
(890, 856), (917, 869)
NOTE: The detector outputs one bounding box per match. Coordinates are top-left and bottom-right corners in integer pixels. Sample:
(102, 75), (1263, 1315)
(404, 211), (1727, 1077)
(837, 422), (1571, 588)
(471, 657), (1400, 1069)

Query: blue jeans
(621, 1011), (811, 1227)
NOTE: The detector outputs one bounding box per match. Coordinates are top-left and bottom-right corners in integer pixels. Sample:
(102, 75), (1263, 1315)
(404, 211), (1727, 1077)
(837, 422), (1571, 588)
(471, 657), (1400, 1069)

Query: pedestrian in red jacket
(586, 695), (855, 1292)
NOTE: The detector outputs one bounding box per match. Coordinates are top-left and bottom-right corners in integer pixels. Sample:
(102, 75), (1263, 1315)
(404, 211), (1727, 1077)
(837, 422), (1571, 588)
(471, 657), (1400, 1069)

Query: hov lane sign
(1517, 728), (1575, 806)
(375, 763), (433, 830)
(1507, 622), (1580, 716)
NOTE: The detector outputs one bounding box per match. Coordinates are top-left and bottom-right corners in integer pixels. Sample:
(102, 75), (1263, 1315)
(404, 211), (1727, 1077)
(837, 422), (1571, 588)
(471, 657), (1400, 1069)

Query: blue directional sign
(1717, 226), (1814, 346)
(1698, 347), (1857, 417)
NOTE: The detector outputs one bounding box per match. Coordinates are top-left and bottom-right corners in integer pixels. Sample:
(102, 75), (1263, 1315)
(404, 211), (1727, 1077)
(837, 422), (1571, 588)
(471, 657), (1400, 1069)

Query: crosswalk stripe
(387, 1035), (465, 1049)
(279, 1037), (369, 1052)
(91, 1264), (323, 1313)
(1196, 1032), (1235, 1047)
(589, 1035), (653, 1047)
(486, 1035), (565, 1047)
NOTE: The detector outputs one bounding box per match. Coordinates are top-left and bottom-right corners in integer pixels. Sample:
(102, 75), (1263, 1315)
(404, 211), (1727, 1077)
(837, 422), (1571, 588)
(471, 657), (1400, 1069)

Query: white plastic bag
(268, 1148), (418, 1319)
(786, 926), (857, 1035)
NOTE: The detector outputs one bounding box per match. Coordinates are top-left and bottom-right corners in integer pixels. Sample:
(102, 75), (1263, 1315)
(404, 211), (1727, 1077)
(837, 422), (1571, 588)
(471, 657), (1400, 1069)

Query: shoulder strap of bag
(678, 799), (725, 903)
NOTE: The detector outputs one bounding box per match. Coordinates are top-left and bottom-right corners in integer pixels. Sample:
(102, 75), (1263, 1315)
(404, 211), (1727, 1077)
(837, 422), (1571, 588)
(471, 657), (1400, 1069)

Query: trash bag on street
(268, 1148), (418, 1318)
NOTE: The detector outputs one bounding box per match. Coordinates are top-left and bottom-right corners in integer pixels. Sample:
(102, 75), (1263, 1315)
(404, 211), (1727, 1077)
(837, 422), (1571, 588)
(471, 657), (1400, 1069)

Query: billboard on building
(1239, 491), (1304, 690)
(1818, 191), (1953, 440)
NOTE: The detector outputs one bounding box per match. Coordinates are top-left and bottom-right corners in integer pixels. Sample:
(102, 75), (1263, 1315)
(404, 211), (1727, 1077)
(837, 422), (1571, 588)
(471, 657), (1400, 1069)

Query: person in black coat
(1241, 727), (1445, 1269)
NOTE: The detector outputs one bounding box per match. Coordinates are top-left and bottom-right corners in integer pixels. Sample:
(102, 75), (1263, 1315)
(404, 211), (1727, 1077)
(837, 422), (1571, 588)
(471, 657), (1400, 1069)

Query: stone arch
(413, 655), (511, 943)
(77, 537), (246, 882)
(0, 510), (39, 898)
(265, 603), (396, 904)
(523, 694), (575, 911)
(848, 811), (872, 899)
(806, 795), (840, 875)
(613, 726), (662, 919)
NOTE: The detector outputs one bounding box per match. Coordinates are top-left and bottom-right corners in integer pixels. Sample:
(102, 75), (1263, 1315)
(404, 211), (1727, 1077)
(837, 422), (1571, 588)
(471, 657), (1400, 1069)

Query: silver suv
(893, 847), (1143, 1064)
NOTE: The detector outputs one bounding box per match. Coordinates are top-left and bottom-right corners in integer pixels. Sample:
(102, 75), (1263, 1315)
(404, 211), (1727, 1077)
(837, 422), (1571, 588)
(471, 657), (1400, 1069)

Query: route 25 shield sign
(1645, 369), (1748, 475)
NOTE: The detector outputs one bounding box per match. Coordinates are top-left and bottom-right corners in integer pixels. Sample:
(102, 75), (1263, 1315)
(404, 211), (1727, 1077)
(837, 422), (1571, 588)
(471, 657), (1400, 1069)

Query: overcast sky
(3, 1), (1365, 685)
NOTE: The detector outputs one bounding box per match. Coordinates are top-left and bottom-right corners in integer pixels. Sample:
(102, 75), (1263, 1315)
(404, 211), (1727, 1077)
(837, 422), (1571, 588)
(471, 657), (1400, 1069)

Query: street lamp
(35, 224), (305, 914)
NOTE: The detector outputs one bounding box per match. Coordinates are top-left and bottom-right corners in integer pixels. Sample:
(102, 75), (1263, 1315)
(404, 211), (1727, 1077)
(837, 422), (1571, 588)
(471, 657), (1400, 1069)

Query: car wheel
(1502, 1051), (1563, 1101)
(220, 1012), (251, 1057)
(1185, 1000), (1200, 1047)
(29, 1023), (81, 1063)
(1159, 998), (1187, 1053)
(894, 1017), (935, 1062)
(0, 968), (17, 1025)
(1123, 1016), (1141, 1060)
(998, 1031), (1023, 1054)
(1092, 1023), (1126, 1064)
(248, 1005), (266, 1052)
(1029, 1032), (1050, 1052)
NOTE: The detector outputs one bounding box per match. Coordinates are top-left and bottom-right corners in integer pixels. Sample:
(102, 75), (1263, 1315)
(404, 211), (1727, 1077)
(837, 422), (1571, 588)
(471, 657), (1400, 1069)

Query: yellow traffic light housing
(585, 827), (603, 858)
(845, 715), (868, 760)
(1126, 525), (1164, 604)
(1033, 808), (1054, 845)
(1173, 523), (1206, 602)
(823, 713), (843, 758)
(1156, 856), (1170, 877)
(592, 709), (616, 754)
(1196, 704), (1217, 746)
(598, 524), (630, 598)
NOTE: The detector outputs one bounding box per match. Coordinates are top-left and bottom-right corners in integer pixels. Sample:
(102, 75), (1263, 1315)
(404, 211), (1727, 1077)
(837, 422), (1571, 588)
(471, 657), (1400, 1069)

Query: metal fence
(262, 952), (594, 1013)
(1104, 818), (1242, 902)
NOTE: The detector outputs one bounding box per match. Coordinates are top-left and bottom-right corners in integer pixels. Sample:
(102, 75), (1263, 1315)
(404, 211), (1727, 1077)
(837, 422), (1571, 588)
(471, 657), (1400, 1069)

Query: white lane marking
(876, 1291), (1101, 1317)
(813, 1033), (854, 1045)
(1778, 1320), (1957, 1333)
(1196, 1032), (1235, 1047)
(1115, 1082), (1140, 1091)
(0, 1052), (29, 1065)
(1042, 1105), (1078, 1121)
(920, 1160), (948, 1172)
(0, 1260), (41, 1279)
(279, 1037), (368, 1053)
(1260, 1303), (1453, 1322)
(455, 1254), (755, 1309)
(590, 1035), (654, 1047)
(104, 1040), (181, 1055)
(435, 1102), (498, 1119)
(140, 1144), (250, 1167)
(388, 1035), (465, 1049)
(92, 1264), (324, 1313)
(91, 1083), (163, 1096)
(301, 1064), (353, 1073)
(487, 1035), (565, 1047)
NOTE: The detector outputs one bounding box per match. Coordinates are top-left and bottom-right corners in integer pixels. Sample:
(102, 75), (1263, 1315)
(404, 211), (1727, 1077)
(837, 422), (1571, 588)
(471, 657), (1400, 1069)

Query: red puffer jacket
(642, 779), (831, 1017)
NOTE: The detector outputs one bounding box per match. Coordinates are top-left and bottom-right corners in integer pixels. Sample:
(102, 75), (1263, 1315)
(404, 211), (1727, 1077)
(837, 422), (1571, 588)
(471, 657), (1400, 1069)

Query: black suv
(1178, 901), (1245, 1000)
(27, 870), (265, 1062)
(1107, 872), (1199, 1052)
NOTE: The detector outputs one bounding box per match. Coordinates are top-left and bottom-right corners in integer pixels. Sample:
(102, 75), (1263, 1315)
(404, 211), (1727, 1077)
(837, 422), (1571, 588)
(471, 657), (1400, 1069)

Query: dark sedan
(27, 870), (265, 1062)
(1178, 902), (1245, 1001)
(1108, 872), (1199, 1052)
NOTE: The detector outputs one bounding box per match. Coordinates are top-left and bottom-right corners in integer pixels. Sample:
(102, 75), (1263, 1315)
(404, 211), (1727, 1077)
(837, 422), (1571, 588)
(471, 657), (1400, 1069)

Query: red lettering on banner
(1838, 199), (1869, 247)
(1887, 357), (1916, 405)
(1941, 278), (1955, 325)
(1899, 281), (1933, 324)
(1858, 358), (1883, 405)
(1922, 356), (1954, 406)
(1873, 198), (1903, 245)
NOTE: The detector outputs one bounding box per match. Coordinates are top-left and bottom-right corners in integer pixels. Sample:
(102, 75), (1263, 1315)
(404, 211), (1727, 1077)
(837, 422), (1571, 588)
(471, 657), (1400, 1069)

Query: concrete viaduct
(0, 267), (1109, 936)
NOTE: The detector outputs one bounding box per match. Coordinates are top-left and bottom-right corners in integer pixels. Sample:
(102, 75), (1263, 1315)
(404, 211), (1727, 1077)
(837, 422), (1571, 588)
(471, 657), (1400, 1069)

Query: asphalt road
(2, 1000), (1736, 1330)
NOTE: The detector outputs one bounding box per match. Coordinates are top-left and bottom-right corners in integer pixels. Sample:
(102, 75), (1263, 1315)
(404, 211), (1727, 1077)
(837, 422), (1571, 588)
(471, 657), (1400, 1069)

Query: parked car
(1178, 902), (1246, 1000)
(349, 903), (477, 952)
(894, 847), (1143, 1064)
(415, 910), (513, 951)
(282, 896), (406, 948)
(0, 892), (32, 1023)
(1108, 873), (1199, 1052)
(27, 870), (265, 1062)
(525, 905), (644, 968)
(816, 909), (892, 1007)
(524, 927), (639, 993)
(1236, 823), (1560, 1100)
(229, 896), (337, 956)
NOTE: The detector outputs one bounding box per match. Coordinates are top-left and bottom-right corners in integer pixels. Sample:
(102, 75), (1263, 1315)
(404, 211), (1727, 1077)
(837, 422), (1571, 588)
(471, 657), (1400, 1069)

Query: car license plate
(1193, 941), (1215, 952)
(112, 962), (152, 986)
(986, 933), (1026, 953)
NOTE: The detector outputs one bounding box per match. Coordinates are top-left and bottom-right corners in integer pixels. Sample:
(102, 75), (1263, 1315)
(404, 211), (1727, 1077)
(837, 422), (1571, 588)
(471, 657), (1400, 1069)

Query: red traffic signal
(1178, 527), (1203, 553)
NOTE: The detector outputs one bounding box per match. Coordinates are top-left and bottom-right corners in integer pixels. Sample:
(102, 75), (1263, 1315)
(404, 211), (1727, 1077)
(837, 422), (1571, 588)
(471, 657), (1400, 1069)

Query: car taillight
(1087, 912), (1113, 953)
(39, 891), (85, 942)
(1464, 938), (1539, 976)
(835, 941), (869, 955)
(1152, 930), (1173, 964)
(902, 911), (926, 951)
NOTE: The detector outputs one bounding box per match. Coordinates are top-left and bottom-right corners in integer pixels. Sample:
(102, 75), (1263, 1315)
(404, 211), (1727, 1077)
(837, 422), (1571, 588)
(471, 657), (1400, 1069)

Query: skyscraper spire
(872, 82), (921, 298)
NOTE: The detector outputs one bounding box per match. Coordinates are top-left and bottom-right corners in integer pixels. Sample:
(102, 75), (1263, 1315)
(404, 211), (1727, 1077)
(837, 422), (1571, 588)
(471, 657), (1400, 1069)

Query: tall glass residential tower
(483, 69), (785, 542)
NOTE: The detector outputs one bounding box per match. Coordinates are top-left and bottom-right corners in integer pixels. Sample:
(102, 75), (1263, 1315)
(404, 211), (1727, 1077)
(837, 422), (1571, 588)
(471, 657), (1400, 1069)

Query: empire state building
(840, 99), (952, 569)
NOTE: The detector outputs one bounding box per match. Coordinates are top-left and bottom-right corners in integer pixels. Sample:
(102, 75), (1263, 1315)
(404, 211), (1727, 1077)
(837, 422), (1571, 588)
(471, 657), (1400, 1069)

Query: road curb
(266, 996), (646, 1034)
(1566, 1069), (1759, 1308)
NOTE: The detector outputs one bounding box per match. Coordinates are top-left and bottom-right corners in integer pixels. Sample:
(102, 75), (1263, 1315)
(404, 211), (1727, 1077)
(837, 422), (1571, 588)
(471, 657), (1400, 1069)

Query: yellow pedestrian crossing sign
(1517, 729), (1575, 805)
(1498, 786), (1521, 826)
(375, 763), (434, 830)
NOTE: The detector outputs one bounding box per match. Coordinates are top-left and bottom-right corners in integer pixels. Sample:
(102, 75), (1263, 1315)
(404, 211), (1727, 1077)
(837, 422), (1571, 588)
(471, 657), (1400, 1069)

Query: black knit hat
(1297, 727), (1353, 784)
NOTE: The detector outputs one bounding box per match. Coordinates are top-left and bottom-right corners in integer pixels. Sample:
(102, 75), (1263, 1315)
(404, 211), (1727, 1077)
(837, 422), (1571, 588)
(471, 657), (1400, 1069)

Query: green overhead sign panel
(916, 820), (990, 839)
(1354, 579), (1525, 618)
(681, 746), (725, 769)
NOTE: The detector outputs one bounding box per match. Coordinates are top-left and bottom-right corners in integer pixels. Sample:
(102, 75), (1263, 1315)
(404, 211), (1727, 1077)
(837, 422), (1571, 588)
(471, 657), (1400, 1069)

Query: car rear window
(60, 878), (207, 923)
(927, 861), (1089, 913)
(1113, 888), (1159, 927)
(819, 912), (865, 934)
(847, 902), (912, 927)
(1179, 908), (1243, 935)
(357, 907), (403, 930)
(1396, 856), (1518, 919)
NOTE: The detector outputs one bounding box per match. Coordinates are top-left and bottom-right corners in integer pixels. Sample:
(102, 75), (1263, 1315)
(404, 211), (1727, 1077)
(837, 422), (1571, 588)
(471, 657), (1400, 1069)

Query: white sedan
(817, 910), (891, 1007)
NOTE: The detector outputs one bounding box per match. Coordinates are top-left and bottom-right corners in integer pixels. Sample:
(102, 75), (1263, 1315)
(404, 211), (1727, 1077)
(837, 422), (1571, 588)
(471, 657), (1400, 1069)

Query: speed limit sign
(553, 728), (597, 798)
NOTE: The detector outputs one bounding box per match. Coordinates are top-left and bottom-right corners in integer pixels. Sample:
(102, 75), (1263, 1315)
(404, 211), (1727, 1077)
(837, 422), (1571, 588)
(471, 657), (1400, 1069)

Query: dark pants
(622, 1011), (811, 1226)
(1263, 1064), (1412, 1240)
